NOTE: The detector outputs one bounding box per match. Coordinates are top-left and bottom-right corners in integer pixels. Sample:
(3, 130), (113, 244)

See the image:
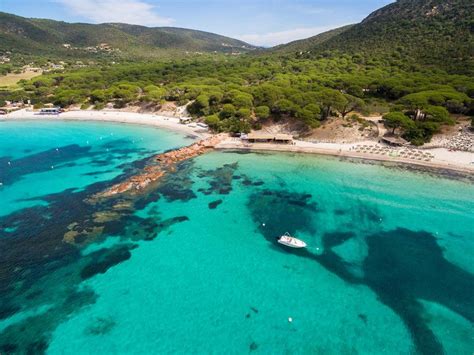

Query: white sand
(2, 109), (209, 138)
(2, 109), (473, 174)
(216, 138), (474, 174)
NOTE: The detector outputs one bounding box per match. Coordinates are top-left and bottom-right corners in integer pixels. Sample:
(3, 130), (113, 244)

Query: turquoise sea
(0, 120), (473, 354)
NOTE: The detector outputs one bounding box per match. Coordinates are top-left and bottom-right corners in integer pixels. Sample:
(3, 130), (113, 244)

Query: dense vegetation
(0, 11), (256, 63)
(271, 25), (354, 54)
(1, 0), (473, 145)
(275, 0), (474, 76)
(3, 53), (472, 144)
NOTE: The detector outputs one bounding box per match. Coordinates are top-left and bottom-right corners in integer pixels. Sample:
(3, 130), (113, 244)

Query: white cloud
(57, 0), (173, 26)
(236, 25), (346, 47)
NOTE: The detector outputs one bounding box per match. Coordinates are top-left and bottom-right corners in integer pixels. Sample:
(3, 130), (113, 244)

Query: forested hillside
(271, 25), (354, 54)
(5, 53), (472, 145)
(1, 0), (473, 146)
(0, 12), (256, 60)
(274, 0), (474, 75)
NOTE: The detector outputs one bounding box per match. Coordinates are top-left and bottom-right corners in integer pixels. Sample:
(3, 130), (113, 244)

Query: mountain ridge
(270, 25), (354, 54)
(0, 11), (257, 59)
(270, 0), (474, 74)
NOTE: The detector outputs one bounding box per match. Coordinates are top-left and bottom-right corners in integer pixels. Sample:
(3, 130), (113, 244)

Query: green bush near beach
(3, 54), (471, 145)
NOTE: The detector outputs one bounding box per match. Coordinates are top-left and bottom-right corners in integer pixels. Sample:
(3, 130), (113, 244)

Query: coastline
(2, 109), (210, 138)
(2, 109), (473, 175)
(216, 140), (474, 175)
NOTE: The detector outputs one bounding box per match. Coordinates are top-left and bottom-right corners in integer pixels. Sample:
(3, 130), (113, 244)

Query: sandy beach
(2, 109), (473, 174)
(2, 109), (210, 138)
(216, 138), (474, 174)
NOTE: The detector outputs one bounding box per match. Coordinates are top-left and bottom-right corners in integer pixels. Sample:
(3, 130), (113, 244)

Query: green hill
(0, 12), (256, 60)
(271, 25), (354, 54)
(272, 0), (474, 74)
(1, 1), (472, 150)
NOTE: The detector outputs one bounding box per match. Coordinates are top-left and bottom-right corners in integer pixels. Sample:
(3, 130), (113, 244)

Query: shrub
(236, 108), (251, 119)
(272, 99), (295, 115)
(297, 108), (320, 128)
(220, 104), (236, 119)
(232, 93), (253, 109)
(254, 105), (270, 119)
(94, 102), (105, 110)
(188, 95), (209, 116)
(204, 114), (220, 130)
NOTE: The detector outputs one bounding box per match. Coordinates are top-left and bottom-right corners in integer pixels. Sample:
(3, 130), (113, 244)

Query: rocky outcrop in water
(92, 134), (226, 200)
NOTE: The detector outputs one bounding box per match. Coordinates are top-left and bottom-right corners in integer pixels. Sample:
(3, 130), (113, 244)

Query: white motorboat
(277, 233), (307, 248)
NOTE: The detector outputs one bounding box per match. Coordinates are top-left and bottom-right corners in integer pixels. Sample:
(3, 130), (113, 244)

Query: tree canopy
(2, 51), (472, 145)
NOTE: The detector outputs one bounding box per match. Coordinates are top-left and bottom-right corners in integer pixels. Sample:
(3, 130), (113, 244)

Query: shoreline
(2, 109), (209, 138)
(215, 140), (474, 175)
(2, 109), (473, 175)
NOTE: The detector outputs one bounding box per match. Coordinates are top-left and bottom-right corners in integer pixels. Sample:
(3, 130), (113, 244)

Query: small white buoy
(288, 317), (293, 323)
(262, 223), (266, 227)
(8, 161), (11, 165)
(51, 165), (54, 169)
(316, 247), (320, 251)
(56, 148), (59, 152)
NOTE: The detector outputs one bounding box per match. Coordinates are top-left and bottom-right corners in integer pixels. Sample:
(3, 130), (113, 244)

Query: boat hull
(277, 239), (307, 249)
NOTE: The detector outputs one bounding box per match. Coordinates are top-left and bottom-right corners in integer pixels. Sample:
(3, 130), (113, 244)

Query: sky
(0, 0), (394, 47)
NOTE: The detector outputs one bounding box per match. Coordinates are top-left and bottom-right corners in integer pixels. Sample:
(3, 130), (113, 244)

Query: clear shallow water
(0, 120), (192, 216)
(0, 123), (473, 354)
